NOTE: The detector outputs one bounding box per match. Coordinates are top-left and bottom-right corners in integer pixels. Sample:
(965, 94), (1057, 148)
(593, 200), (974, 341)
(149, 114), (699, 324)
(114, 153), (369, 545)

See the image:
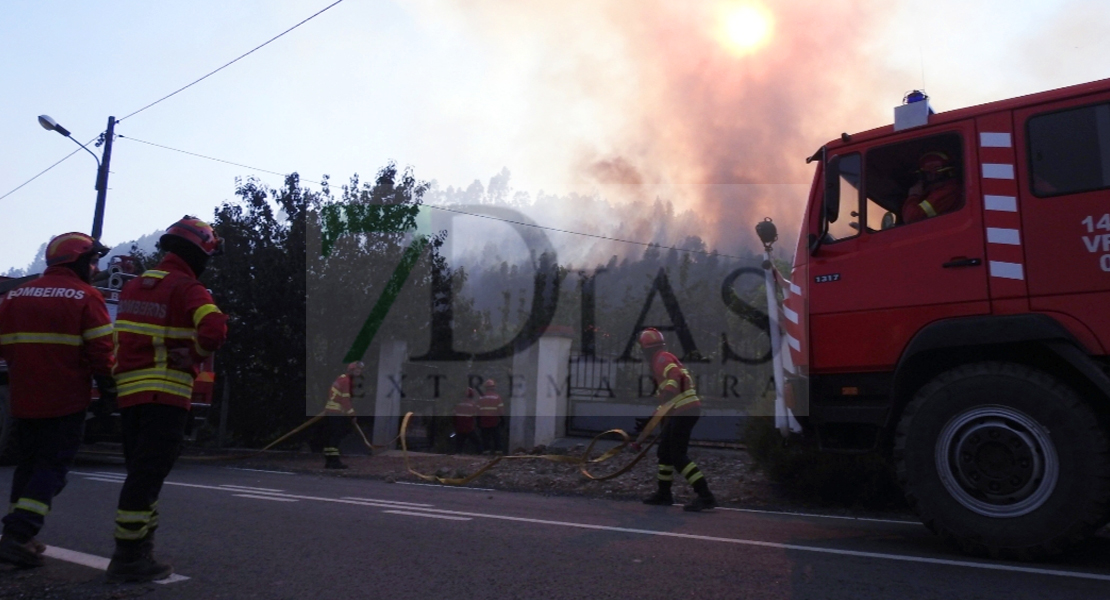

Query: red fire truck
(778, 77), (1110, 559)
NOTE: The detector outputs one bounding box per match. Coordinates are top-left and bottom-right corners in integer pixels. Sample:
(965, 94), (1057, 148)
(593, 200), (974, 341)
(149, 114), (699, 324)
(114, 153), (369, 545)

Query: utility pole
(90, 116), (116, 241)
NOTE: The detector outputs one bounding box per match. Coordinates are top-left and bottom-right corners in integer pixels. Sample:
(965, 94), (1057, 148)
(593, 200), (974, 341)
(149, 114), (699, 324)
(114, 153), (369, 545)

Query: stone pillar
(373, 340), (407, 447)
(508, 342), (537, 452)
(508, 330), (573, 451)
(533, 335), (572, 446)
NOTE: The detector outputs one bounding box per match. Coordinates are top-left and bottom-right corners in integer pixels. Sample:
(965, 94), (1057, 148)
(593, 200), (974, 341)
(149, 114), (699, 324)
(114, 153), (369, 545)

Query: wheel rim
(935, 405), (1059, 518)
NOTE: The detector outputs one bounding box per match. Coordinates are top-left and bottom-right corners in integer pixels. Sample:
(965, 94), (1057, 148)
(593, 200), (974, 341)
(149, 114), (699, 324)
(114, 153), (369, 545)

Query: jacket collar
(43, 265), (83, 281)
(157, 253), (198, 279)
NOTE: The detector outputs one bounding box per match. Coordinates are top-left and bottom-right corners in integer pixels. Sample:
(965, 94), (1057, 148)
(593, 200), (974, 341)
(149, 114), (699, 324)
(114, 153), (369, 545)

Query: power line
(424, 204), (748, 261)
(117, 135), (314, 183)
(118, 136), (749, 262)
(118, 0), (347, 123)
(0, 136), (101, 202)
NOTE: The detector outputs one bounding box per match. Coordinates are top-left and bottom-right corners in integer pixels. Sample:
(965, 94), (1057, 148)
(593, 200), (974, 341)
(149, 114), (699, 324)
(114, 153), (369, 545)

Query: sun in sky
(717, 2), (775, 56)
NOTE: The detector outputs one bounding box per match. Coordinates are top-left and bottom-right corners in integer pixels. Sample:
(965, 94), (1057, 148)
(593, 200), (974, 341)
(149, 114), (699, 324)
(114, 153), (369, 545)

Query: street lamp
(37, 114), (117, 241)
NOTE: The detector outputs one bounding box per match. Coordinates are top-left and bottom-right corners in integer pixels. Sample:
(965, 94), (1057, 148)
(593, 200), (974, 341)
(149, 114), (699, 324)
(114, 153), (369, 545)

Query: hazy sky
(3, 0), (1108, 273)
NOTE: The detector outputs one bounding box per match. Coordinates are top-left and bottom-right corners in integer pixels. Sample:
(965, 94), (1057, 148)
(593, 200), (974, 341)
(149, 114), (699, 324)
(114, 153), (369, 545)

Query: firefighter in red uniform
(638, 328), (717, 512)
(0, 233), (113, 567)
(477, 379), (504, 454)
(106, 217), (227, 582)
(323, 362), (361, 469)
(452, 387), (481, 454)
(902, 150), (963, 224)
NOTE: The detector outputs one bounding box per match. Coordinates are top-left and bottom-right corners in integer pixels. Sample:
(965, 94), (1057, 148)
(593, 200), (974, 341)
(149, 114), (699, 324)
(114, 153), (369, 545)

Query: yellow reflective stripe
(0, 332), (82, 346)
(325, 401), (343, 411)
(14, 498), (49, 516)
(194, 339), (213, 357)
(681, 463), (699, 478)
(118, 380), (193, 399)
(143, 270), (169, 280)
(672, 389), (699, 408)
(82, 323), (114, 340)
(919, 200), (937, 218)
(115, 525), (149, 540)
(115, 320), (196, 340)
(662, 363), (680, 376)
(115, 509), (152, 524)
(659, 378), (679, 391)
(330, 387), (351, 398)
(686, 471), (705, 484)
(192, 303), (221, 327)
(115, 368), (194, 388)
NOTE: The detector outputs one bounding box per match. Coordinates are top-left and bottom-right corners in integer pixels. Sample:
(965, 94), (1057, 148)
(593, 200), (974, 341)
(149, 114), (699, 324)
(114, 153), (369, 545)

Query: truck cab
(790, 78), (1110, 559)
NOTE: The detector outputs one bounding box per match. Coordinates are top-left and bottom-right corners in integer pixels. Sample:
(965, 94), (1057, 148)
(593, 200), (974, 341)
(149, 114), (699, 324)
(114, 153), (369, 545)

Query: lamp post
(37, 115), (117, 241)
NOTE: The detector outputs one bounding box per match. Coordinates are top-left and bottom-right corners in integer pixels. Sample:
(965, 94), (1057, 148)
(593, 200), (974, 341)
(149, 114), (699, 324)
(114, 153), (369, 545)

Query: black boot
(683, 492), (717, 512)
(642, 483), (674, 506)
(106, 539), (172, 582)
(325, 455), (348, 470)
(0, 534), (44, 568)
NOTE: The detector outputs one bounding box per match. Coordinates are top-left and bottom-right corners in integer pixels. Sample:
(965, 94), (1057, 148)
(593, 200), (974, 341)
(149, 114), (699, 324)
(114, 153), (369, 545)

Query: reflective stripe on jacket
(113, 254), (227, 410)
(0, 267), (114, 418)
(325, 373), (356, 415)
(476, 392), (504, 428)
(649, 350), (702, 414)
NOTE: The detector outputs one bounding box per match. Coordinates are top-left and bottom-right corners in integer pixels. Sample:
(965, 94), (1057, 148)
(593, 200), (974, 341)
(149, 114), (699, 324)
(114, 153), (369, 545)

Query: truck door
(810, 126), (991, 373)
(1016, 95), (1110, 353)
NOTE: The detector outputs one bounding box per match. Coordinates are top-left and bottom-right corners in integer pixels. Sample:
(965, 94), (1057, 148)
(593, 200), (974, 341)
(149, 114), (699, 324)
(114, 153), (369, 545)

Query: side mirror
(824, 155), (841, 223)
(881, 211), (897, 230)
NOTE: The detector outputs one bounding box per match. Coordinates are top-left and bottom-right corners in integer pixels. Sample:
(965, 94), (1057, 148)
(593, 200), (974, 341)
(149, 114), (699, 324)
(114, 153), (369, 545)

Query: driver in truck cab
(901, 150), (963, 224)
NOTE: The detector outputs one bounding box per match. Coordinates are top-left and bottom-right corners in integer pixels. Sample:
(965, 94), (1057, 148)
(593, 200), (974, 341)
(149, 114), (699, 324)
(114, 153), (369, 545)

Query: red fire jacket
(326, 373), (356, 415)
(648, 350), (701, 414)
(902, 179), (962, 224)
(454, 390), (479, 434)
(114, 254), (228, 410)
(0, 267), (114, 418)
(477, 391), (504, 428)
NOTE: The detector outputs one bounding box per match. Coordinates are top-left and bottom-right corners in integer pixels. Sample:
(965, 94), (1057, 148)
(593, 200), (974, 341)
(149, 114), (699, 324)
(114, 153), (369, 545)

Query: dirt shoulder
(190, 443), (917, 521)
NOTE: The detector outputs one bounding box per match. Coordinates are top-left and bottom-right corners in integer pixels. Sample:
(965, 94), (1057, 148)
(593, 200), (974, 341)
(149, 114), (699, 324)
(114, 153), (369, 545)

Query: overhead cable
(118, 0), (347, 123)
(0, 136), (100, 202)
(119, 136), (749, 261)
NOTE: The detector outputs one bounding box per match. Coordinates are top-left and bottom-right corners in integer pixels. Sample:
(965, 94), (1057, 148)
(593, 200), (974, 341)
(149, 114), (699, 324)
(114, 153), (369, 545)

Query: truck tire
(894, 361), (1110, 560)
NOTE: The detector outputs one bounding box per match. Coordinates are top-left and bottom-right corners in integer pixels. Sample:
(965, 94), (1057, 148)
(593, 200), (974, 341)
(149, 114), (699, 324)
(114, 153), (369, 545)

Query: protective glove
(168, 347), (196, 369)
(93, 375), (118, 418)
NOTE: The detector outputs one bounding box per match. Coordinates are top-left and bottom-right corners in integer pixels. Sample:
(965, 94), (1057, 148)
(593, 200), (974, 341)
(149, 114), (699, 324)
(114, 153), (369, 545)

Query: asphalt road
(1, 460), (1109, 599)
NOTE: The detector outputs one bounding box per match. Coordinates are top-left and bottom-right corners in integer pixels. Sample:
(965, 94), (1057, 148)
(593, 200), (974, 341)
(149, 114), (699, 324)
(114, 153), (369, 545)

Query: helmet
(45, 232), (109, 267)
(638, 328), (666, 350)
(162, 216), (223, 256)
(917, 151), (955, 182)
(483, 379), (496, 389)
(347, 361), (364, 373)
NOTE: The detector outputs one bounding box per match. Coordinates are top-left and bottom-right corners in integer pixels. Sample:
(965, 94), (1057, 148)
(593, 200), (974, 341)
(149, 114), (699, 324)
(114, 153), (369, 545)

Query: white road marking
(341, 497), (435, 507)
(219, 484), (284, 493)
(82, 477), (125, 484)
(384, 510), (471, 521)
(396, 481), (497, 492)
(70, 470), (1110, 582)
(232, 494), (299, 502)
(225, 467), (295, 475)
(42, 546), (190, 584)
(717, 507), (919, 525)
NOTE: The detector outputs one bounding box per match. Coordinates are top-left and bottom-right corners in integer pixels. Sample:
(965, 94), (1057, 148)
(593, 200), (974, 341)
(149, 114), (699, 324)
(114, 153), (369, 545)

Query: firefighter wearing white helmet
(638, 328), (717, 512)
(323, 361), (363, 469)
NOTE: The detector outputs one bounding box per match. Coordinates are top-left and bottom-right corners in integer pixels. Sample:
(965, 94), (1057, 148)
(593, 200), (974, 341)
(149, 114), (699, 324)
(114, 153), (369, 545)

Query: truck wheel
(895, 362), (1110, 560)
